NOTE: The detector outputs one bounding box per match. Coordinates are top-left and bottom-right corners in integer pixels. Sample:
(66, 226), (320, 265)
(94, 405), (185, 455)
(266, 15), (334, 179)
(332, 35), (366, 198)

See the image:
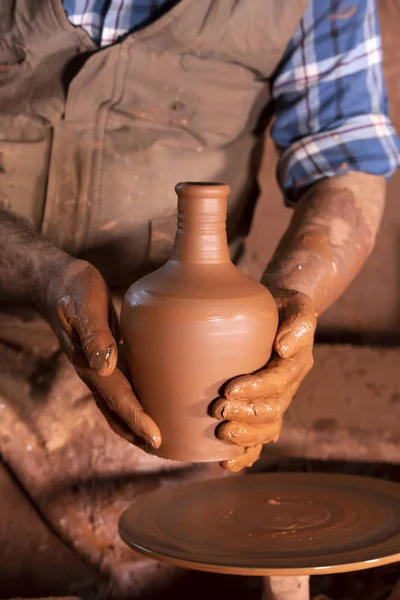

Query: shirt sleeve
(270, 0), (400, 204)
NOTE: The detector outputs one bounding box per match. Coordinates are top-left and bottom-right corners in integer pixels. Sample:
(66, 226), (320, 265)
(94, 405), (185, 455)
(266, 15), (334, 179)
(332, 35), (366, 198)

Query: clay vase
(121, 182), (278, 462)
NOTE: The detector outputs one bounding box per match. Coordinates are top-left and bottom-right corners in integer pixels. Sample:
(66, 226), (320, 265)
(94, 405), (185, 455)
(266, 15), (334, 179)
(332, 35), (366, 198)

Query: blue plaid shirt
(63, 0), (400, 202)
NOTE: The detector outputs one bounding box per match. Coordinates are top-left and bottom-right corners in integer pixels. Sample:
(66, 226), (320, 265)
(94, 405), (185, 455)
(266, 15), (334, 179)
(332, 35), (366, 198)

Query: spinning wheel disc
(119, 473), (400, 576)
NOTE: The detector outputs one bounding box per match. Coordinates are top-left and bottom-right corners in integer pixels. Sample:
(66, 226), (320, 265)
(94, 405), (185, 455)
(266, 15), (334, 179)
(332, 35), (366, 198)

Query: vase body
(121, 183), (278, 462)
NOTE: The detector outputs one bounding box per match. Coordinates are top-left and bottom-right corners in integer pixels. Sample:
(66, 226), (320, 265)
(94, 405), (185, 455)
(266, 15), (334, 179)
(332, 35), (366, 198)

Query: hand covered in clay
(38, 257), (161, 449)
(213, 289), (316, 472)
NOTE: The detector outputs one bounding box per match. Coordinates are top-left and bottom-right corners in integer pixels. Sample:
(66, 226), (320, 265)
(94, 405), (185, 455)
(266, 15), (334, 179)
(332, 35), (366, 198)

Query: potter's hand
(213, 289), (316, 472)
(213, 173), (385, 472)
(39, 257), (161, 449)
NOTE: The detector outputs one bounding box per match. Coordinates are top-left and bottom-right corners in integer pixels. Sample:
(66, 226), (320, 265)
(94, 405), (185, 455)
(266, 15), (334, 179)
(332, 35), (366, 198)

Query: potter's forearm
(0, 209), (72, 306)
(262, 172), (385, 315)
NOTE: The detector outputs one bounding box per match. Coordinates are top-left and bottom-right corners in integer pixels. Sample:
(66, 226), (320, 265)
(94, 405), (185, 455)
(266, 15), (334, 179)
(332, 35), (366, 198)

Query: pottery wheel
(119, 473), (400, 576)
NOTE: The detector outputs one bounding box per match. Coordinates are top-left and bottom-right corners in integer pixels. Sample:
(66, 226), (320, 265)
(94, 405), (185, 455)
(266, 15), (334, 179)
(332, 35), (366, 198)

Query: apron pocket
(0, 114), (51, 227)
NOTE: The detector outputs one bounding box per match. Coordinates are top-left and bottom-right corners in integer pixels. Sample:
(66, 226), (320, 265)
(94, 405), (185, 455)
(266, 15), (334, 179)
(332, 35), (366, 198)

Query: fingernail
(90, 350), (104, 371)
(276, 333), (293, 357)
(148, 434), (161, 449)
(215, 404), (227, 419)
(221, 458), (244, 473)
(138, 427), (158, 449)
(90, 346), (114, 372)
(141, 425), (161, 449)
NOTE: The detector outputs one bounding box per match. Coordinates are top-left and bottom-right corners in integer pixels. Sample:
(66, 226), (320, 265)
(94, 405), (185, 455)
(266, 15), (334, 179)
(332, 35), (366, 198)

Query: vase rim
(175, 182), (230, 198)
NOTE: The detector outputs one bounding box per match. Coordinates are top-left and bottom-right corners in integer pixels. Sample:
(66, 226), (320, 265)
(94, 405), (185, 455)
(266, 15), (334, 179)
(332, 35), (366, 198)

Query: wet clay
(121, 183), (278, 462)
(119, 472), (400, 576)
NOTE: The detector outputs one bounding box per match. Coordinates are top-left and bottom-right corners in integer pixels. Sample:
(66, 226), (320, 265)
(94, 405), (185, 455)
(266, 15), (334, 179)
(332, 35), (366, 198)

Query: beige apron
(0, 0), (307, 596)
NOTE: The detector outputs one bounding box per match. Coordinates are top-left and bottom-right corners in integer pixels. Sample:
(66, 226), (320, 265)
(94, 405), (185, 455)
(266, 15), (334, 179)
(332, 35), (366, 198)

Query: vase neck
(171, 183), (231, 265)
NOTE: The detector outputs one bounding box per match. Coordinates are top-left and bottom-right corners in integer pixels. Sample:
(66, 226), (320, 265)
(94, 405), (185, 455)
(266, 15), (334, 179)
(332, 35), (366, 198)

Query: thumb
(74, 310), (118, 376)
(61, 272), (119, 376)
(274, 299), (317, 359)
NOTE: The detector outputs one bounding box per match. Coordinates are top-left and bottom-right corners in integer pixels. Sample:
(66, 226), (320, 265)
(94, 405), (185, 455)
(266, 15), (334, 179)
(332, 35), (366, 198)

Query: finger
(78, 365), (162, 449)
(62, 285), (118, 377)
(220, 445), (262, 472)
(224, 353), (309, 402)
(73, 319), (117, 376)
(92, 392), (139, 445)
(274, 302), (317, 359)
(213, 395), (282, 422)
(93, 393), (150, 450)
(56, 327), (153, 449)
(218, 419), (283, 447)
